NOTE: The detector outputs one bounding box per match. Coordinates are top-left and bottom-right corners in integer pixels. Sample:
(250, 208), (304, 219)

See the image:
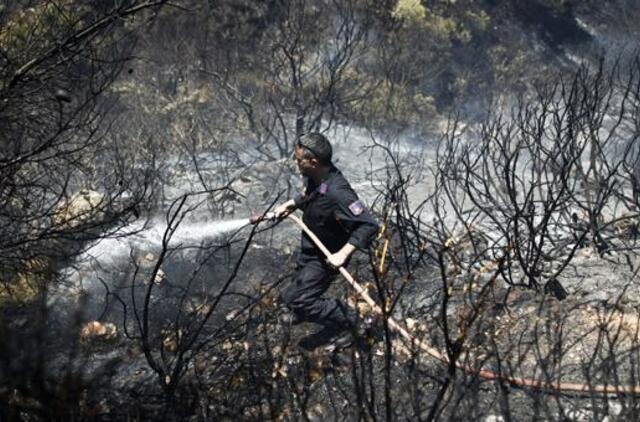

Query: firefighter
(274, 132), (379, 349)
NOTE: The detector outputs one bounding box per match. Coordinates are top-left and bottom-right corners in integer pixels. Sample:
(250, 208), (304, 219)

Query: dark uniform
(281, 165), (379, 329)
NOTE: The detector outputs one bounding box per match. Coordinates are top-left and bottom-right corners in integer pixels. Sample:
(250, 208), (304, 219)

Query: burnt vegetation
(2, 0), (640, 420)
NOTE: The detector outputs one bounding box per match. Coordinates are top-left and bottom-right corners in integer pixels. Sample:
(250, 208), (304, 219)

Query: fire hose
(252, 212), (640, 396)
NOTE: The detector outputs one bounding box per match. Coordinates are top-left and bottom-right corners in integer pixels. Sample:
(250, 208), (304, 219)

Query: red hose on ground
(287, 213), (640, 396)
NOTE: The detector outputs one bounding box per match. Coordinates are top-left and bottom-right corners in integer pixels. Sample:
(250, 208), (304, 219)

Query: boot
(298, 323), (353, 351)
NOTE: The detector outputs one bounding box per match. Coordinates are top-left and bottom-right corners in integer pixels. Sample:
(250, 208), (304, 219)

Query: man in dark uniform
(274, 133), (379, 348)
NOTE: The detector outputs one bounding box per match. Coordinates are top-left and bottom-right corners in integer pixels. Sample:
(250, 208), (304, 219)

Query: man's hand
(274, 199), (296, 219)
(326, 243), (356, 269)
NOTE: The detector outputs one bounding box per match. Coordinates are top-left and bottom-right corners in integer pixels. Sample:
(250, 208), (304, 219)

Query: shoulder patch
(319, 182), (328, 195)
(348, 200), (365, 216)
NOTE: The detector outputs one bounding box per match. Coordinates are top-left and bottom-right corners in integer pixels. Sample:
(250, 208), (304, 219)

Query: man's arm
(274, 198), (297, 219)
(327, 187), (380, 268)
(326, 242), (357, 268)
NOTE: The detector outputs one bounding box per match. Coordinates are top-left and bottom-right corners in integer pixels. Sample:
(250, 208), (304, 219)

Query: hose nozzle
(249, 211), (277, 225)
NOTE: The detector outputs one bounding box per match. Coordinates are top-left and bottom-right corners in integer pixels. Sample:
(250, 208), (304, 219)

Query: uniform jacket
(293, 165), (379, 257)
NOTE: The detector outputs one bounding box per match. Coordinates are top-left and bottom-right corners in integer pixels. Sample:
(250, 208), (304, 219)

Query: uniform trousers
(281, 253), (355, 329)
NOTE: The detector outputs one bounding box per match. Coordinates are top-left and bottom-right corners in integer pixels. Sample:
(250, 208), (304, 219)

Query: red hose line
(287, 213), (640, 396)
